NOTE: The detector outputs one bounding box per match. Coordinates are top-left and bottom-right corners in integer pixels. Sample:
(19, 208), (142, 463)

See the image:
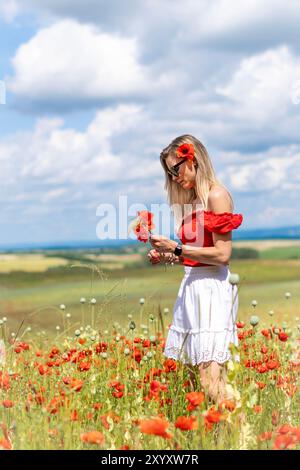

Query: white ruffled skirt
(164, 265), (239, 366)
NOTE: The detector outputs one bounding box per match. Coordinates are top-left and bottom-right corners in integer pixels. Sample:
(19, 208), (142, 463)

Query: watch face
(174, 244), (182, 255)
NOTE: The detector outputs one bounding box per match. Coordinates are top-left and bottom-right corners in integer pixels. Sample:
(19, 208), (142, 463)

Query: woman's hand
(147, 249), (181, 265)
(147, 249), (161, 265)
(149, 235), (178, 253)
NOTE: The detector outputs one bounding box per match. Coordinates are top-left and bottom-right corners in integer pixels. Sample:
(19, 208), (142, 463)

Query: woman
(148, 134), (243, 404)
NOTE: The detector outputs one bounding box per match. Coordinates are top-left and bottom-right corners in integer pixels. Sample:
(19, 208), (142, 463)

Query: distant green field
(259, 246), (300, 259)
(1, 253), (299, 335)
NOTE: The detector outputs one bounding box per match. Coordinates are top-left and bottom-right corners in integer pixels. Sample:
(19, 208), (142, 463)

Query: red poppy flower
(77, 361), (91, 372)
(93, 403), (103, 411)
(278, 332), (288, 342)
(131, 211), (155, 243)
(0, 438), (12, 450)
(261, 329), (272, 339)
(70, 409), (79, 421)
(132, 348), (142, 363)
(2, 400), (13, 408)
(163, 359), (177, 372)
(267, 360), (280, 370)
(218, 400), (236, 412)
(139, 417), (171, 439)
(175, 416), (198, 431)
(95, 342), (107, 354)
(80, 431), (105, 445)
(134, 224), (149, 243)
(38, 364), (48, 376)
(256, 364), (268, 374)
(70, 378), (83, 392)
(204, 406), (225, 427)
(150, 380), (161, 394)
(185, 391), (205, 410)
(256, 381), (266, 390)
(176, 143), (195, 162)
(253, 405), (262, 413)
(273, 434), (297, 450)
(138, 211), (155, 230)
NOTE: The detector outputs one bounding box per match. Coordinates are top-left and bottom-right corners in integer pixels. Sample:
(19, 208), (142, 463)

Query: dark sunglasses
(166, 159), (187, 177)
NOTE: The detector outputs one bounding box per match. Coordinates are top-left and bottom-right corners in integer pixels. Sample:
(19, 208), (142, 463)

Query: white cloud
(7, 19), (176, 110)
(0, 102), (169, 222)
(0, 104), (153, 189)
(219, 145), (300, 192)
(0, 0), (19, 22)
(165, 45), (300, 151)
(216, 46), (300, 125)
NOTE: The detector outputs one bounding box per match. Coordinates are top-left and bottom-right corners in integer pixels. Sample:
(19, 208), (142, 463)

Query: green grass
(1, 259), (300, 333)
(260, 247), (300, 259)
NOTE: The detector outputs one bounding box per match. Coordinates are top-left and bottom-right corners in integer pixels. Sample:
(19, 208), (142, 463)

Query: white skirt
(164, 265), (239, 366)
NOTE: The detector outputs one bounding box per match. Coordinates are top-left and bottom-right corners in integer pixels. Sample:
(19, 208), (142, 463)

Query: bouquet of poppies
(128, 211), (174, 267)
(128, 210), (155, 243)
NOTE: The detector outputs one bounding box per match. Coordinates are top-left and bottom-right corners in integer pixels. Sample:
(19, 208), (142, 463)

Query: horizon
(1, 224), (300, 252)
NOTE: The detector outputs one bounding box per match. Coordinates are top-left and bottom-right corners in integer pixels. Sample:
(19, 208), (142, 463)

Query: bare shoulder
(207, 185), (233, 213)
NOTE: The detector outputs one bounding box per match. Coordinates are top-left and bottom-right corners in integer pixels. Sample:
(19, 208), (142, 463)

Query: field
(0, 240), (299, 450)
(1, 241), (300, 333)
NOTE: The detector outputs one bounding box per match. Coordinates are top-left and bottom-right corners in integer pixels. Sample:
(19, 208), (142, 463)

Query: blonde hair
(160, 134), (234, 227)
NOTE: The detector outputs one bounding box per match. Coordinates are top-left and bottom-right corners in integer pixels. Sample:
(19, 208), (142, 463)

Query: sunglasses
(166, 159), (187, 177)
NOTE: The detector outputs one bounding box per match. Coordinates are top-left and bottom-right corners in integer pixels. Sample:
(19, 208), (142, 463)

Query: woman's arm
(180, 243), (230, 266)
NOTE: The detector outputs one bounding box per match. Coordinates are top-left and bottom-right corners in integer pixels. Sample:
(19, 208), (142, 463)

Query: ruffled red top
(176, 210), (244, 267)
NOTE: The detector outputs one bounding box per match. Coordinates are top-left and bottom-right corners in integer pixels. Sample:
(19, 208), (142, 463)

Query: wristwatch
(174, 243), (183, 256)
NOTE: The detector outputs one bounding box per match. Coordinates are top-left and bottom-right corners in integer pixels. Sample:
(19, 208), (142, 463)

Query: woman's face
(165, 155), (197, 190)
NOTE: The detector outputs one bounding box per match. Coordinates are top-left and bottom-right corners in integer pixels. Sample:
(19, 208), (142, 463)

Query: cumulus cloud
(0, 103), (169, 221)
(0, 104), (153, 188)
(216, 46), (300, 124)
(179, 45), (300, 151)
(219, 145), (300, 192)
(0, 102), (171, 243)
(1, 100), (300, 239)
(7, 19), (177, 111)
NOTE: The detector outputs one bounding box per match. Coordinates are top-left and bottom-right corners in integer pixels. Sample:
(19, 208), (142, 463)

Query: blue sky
(0, 0), (300, 246)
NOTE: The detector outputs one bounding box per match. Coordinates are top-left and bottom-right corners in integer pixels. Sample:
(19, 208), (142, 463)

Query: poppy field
(0, 267), (300, 451)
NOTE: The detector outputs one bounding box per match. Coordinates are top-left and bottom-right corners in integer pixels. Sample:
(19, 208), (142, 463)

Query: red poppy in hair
(176, 143), (195, 171)
(176, 143), (195, 161)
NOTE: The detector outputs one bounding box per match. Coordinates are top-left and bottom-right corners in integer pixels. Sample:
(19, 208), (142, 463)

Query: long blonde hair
(159, 134), (234, 228)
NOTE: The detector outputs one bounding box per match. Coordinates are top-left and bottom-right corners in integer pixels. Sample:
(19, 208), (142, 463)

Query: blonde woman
(148, 134), (243, 403)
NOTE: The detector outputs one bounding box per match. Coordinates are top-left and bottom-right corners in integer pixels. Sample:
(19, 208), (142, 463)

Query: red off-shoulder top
(176, 210), (244, 267)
